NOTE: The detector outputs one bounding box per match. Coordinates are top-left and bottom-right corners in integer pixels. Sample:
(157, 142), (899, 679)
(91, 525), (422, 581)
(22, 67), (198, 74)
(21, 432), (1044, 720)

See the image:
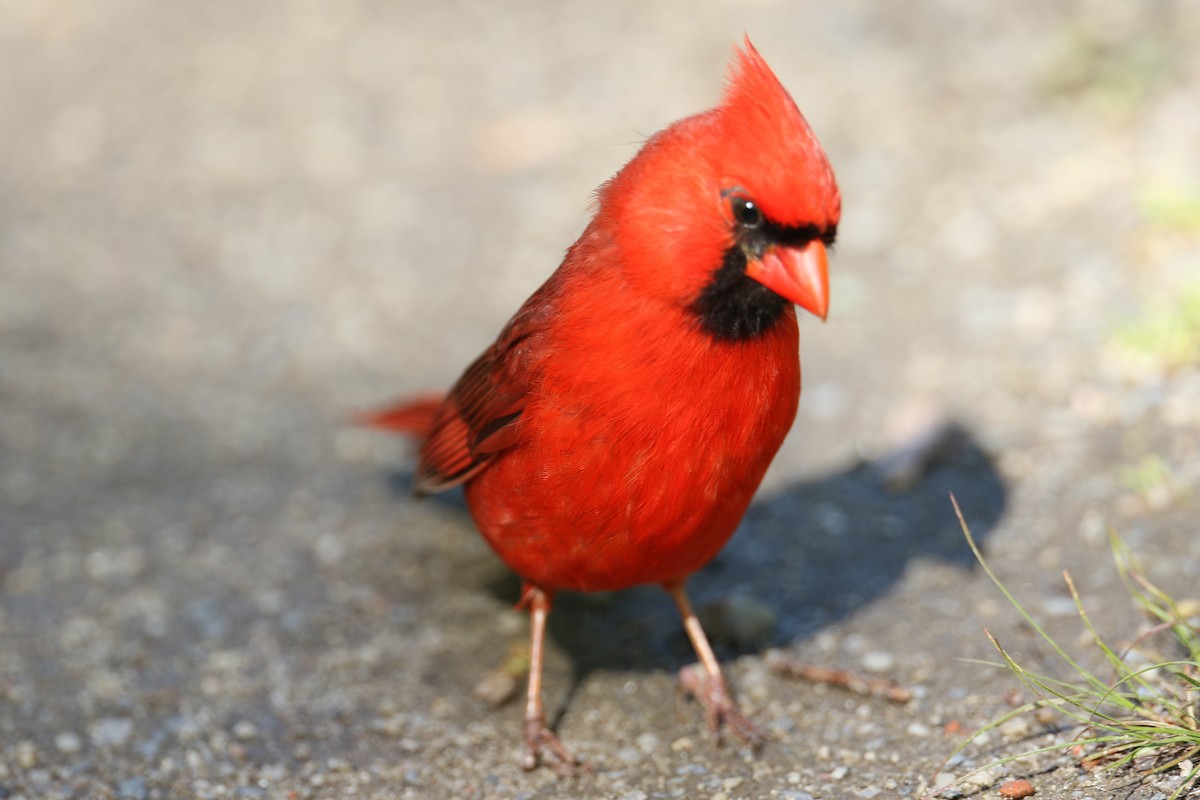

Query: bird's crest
(715, 38), (840, 229)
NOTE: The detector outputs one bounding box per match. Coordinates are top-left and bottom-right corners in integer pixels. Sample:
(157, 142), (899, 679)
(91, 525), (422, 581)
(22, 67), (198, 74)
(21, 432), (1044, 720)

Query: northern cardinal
(365, 38), (839, 770)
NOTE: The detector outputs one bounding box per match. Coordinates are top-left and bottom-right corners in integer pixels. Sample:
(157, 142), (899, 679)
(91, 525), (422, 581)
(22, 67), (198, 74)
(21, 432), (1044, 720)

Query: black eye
(731, 196), (763, 229)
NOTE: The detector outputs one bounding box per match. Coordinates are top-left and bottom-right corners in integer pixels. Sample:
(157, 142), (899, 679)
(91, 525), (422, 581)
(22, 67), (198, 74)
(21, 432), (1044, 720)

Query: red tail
(356, 393), (446, 441)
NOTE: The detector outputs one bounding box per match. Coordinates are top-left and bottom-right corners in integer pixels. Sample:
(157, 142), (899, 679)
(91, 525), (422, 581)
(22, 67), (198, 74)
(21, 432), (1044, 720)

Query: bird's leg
(665, 581), (765, 748)
(518, 585), (579, 772)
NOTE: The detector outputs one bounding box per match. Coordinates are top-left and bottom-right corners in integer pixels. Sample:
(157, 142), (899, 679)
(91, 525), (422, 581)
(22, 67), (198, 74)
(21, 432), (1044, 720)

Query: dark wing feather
(413, 305), (547, 495)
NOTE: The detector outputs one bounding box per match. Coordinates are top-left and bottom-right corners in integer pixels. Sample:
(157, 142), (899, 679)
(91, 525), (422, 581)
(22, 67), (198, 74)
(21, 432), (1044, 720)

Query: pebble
(905, 721), (931, 737)
(932, 772), (957, 790)
(117, 776), (149, 800)
(776, 792), (815, 800)
(860, 650), (896, 674)
(54, 732), (83, 754)
(616, 746), (642, 765)
(84, 547), (148, 584)
(998, 778), (1036, 798)
(998, 716), (1034, 740)
(368, 714), (407, 737)
(770, 715), (797, 733)
(635, 732), (659, 753)
(91, 717), (135, 748)
(232, 720), (258, 740)
(15, 741), (37, 769)
(471, 669), (519, 706)
(960, 765), (1005, 791)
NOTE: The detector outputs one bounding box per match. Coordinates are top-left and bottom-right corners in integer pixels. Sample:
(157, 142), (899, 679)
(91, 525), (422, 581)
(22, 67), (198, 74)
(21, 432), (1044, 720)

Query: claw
(522, 715), (580, 772)
(678, 662), (766, 748)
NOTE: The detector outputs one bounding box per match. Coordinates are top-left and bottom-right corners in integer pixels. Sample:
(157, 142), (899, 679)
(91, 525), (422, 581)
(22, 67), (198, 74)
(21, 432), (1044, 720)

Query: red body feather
(464, 248), (801, 592)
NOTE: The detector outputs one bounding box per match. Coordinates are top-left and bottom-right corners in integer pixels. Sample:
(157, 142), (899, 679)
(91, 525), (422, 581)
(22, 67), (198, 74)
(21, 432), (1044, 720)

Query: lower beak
(745, 239), (830, 321)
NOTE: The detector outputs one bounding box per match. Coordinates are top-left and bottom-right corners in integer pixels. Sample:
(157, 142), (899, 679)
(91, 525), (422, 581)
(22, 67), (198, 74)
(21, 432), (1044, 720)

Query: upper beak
(744, 239), (830, 321)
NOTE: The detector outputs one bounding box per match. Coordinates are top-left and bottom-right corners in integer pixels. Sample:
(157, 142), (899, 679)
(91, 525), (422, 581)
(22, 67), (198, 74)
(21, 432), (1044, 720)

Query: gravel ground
(2, 2), (1199, 799)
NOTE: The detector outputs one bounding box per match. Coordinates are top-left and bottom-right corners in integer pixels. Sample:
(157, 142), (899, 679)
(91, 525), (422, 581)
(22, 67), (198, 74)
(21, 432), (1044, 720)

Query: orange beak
(745, 239), (830, 321)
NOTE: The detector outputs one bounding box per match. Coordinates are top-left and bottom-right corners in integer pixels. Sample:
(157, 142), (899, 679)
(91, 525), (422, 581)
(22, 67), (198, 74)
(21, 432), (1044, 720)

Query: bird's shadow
(382, 422), (1005, 720)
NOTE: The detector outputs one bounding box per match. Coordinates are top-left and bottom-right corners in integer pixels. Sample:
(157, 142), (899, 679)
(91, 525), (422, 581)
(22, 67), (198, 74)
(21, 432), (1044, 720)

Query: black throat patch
(690, 213), (834, 342)
(690, 246), (790, 342)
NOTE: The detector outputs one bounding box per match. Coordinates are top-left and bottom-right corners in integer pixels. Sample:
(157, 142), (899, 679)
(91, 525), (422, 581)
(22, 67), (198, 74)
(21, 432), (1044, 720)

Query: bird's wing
(413, 300), (548, 495)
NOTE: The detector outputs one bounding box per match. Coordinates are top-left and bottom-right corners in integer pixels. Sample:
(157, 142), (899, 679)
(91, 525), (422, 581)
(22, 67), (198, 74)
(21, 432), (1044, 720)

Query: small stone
(15, 740), (38, 768)
(905, 721), (931, 736)
(675, 763), (708, 775)
(770, 716), (797, 733)
(635, 732), (659, 753)
(1033, 707), (1057, 725)
(998, 779), (1036, 798)
(777, 792), (815, 800)
(616, 746), (642, 765)
(831, 765), (849, 780)
(861, 651), (896, 674)
(723, 777), (744, 790)
(117, 776), (149, 800)
(260, 764), (287, 783)
(55, 732), (83, 754)
(932, 772), (956, 790)
(670, 736), (694, 752)
(232, 720), (258, 740)
(962, 766), (1005, 790)
(471, 669), (519, 706)
(998, 716), (1034, 740)
(91, 717), (134, 748)
(369, 714), (407, 737)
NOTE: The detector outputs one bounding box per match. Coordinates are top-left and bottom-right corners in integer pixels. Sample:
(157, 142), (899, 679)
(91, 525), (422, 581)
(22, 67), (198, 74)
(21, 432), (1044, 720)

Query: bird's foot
(522, 715), (580, 773)
(677, 663), (766, 749)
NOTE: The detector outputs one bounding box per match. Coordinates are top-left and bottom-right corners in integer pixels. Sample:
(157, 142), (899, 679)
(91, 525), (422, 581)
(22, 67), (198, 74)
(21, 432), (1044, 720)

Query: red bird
(365, 39), (840, 770)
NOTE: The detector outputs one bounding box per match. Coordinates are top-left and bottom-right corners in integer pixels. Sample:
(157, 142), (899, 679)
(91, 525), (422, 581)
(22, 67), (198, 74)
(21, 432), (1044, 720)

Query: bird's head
(601, 38), (840, 342)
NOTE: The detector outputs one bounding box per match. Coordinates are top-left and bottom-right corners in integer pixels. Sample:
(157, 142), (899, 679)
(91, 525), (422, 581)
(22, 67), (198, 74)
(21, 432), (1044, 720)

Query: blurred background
(1, 2), (1197, 798)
